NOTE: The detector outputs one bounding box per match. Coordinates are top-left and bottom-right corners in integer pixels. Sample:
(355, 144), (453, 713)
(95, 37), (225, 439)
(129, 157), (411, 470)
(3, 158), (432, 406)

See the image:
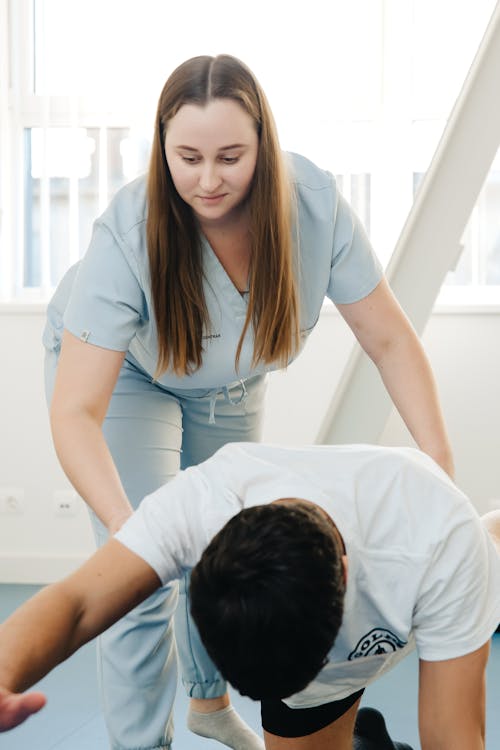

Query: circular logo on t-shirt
(348, 628), (407, 660)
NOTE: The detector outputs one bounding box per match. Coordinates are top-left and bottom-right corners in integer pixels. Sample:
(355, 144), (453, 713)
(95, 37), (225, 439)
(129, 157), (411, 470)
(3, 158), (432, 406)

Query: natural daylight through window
(0, 0), (498, 302)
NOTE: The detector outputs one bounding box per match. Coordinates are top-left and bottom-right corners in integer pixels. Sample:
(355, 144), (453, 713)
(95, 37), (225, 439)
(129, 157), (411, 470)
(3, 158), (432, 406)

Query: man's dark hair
(190, 501), (345, 700)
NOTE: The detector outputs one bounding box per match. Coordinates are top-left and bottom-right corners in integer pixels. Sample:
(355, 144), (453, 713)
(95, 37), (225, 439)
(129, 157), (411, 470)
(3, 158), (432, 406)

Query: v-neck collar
(201, 234), (249, 317)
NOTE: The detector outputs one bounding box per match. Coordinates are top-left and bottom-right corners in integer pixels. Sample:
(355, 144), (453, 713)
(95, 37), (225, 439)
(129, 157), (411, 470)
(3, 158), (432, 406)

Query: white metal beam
(317, 0), (500, 445)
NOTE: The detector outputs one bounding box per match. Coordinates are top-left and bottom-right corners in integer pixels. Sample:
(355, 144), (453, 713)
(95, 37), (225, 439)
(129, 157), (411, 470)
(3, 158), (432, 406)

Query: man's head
(190, 499), (346, 700)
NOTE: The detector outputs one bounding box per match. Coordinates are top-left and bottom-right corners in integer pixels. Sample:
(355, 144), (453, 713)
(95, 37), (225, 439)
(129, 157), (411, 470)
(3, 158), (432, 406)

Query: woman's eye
(182, 156), (199, 164)
(221, 156), (238, 164)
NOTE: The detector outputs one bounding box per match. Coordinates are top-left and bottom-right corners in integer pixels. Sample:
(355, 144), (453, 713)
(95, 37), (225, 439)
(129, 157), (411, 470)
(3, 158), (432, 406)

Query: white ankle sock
(187, 705), (265, 750)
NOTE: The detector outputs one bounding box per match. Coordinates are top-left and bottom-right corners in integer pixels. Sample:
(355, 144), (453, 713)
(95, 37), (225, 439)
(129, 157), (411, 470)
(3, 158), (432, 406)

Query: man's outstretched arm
(418, 641), (490, 750)
(0, 539), (160, 731)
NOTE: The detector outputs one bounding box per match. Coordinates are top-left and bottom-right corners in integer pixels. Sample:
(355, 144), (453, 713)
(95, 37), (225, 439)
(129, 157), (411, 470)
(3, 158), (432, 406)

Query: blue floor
(1, 584), (499, 749)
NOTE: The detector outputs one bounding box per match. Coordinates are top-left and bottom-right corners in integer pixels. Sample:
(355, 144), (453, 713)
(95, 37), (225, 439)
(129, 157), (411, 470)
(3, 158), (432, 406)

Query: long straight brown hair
(147, 54), (300, 377)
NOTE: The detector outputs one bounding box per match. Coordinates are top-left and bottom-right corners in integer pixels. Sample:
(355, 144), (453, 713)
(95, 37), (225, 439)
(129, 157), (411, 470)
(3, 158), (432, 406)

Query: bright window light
(1, 0), (498, 302)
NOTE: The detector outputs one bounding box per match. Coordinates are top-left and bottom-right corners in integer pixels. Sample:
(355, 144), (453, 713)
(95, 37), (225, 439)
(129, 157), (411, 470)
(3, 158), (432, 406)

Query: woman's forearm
(374, 329), (454, 477)
(51, 410), (133, 532)
(338, 280), (454, 478)
(49, 331), (132, 532)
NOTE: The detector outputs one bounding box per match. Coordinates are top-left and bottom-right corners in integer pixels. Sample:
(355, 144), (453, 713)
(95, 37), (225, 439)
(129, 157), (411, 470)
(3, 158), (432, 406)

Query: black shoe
(354, 707), (414, 750)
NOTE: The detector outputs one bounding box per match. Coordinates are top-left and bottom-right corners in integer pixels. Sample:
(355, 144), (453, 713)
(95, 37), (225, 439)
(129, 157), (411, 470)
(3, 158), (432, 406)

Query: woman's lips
(198, 194), (227, 203)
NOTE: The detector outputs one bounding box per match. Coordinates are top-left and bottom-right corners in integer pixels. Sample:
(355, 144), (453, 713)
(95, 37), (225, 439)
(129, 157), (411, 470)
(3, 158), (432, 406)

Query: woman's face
(164, 98), (259, 228)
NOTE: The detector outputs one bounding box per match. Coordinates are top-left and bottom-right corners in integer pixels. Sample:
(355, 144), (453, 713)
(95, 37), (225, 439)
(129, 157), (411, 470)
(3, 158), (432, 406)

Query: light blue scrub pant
(45, 352), (267, 750)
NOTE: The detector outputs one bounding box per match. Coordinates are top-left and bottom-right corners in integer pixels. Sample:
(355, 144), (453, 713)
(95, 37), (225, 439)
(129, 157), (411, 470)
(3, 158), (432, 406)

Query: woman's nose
(199, 163), (222, 193)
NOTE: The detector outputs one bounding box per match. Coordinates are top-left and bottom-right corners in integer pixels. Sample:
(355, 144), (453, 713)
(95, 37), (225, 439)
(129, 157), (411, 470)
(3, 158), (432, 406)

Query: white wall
(0, 307), (96, 583)
(1, 305), (499, 583)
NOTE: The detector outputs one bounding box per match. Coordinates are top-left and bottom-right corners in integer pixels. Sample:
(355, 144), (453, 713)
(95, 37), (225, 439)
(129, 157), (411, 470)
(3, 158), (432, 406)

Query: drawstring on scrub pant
(208, 379), (249, 424)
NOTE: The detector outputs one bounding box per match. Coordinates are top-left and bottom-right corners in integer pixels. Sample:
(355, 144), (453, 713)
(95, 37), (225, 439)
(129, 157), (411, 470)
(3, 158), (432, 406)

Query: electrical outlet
(53, 490), (79, 517)
(0, 487), (25, 514)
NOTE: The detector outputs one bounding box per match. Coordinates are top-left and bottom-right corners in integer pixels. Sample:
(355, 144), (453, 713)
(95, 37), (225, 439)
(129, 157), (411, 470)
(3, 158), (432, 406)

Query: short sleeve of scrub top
(63, 221), (146, 352)
(327, 189), (383, 304)
(289, 152), (384, 330)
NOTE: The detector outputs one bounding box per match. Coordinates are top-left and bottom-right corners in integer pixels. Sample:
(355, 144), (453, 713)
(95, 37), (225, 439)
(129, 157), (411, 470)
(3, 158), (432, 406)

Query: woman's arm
(50, 330), (133, 532)
(336, 278), (454, 477)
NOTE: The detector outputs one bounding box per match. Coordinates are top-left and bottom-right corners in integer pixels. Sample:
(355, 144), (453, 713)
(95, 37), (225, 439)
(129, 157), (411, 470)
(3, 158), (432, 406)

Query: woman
(43, 54), (453, 750)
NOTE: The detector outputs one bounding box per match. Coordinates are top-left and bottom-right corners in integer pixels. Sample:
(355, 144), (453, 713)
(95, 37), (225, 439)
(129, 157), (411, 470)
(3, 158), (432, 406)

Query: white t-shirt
(115, 443), (500, 707)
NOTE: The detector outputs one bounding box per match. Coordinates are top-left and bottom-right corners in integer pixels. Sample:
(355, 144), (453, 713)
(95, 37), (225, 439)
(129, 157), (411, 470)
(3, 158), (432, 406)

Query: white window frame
(1, 0), (499, 305)
(1, 0), (145, 301)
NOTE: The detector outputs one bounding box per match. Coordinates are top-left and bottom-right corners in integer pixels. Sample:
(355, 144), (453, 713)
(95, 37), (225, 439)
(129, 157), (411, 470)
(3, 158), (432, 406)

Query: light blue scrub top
(43, 152), (383, 390)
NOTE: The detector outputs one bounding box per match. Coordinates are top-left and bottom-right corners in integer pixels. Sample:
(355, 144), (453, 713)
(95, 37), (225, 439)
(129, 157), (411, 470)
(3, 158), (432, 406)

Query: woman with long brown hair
(43, 54), (453, 750)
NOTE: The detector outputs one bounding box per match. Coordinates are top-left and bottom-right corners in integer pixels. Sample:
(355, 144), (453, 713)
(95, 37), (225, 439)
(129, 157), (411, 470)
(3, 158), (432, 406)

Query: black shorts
(261, 689), (365, 738)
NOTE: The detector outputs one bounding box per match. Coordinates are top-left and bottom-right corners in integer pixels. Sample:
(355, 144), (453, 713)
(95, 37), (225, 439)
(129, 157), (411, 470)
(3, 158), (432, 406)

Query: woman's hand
(0, 687), (46, 731)
(423, 444), (455, 479)
(107, 509), (135, 535)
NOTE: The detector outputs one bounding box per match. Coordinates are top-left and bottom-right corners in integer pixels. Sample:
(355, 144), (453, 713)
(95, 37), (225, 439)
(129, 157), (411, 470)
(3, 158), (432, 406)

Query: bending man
(0, 443), (499, 749)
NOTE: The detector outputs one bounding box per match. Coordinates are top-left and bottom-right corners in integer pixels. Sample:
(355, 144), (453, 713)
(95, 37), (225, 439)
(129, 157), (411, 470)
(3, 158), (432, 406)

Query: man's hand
(0, 687), (46, 731)
(0, 539), (161, 733)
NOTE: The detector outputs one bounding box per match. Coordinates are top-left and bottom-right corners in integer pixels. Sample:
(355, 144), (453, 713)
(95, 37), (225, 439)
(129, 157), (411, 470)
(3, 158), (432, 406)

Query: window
(1, 0), (498, 302)
(445, 161), (500, 288)
(23, 126), (150, 287)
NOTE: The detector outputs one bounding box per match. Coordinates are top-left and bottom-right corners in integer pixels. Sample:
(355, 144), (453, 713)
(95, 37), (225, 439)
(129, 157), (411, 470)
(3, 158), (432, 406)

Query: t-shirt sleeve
(114, 466), (240, 585)
(63, 221), (145, 351)
(327, 190), (384, 304)
(413, 514), (500, 661)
